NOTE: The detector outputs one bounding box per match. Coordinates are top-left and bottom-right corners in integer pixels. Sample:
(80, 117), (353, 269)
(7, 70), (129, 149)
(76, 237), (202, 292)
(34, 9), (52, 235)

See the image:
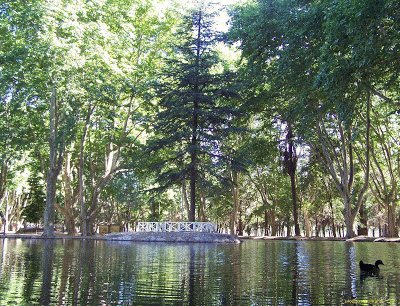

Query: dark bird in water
(359, 260), (384, 274)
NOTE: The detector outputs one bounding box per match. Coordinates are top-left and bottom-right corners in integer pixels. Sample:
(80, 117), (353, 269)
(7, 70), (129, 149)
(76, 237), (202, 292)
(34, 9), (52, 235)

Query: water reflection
(40, 239), (55, 305)
(0, 239), (399, 305)
(344, 242), (357, 301)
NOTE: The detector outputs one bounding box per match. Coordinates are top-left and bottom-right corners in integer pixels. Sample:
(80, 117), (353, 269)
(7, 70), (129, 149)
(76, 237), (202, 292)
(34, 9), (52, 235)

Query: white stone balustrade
(137, 222), (217, 233)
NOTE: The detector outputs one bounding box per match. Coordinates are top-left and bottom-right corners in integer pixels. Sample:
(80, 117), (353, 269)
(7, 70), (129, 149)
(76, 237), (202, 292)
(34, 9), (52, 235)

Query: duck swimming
(359, 260), (384, 274)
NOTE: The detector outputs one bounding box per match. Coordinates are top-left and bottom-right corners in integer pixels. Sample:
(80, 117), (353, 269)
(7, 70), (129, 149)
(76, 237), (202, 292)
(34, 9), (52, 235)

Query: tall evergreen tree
(23, 172), (46, 225)
(149, 6), (238, 222)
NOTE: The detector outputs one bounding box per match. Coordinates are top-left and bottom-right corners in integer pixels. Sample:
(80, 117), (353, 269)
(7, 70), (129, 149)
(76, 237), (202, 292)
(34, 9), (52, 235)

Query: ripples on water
(0, 238), (399, 305)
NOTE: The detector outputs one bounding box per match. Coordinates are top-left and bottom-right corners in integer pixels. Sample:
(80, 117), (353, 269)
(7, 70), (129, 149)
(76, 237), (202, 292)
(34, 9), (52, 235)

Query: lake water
(0, 238), (399, 305)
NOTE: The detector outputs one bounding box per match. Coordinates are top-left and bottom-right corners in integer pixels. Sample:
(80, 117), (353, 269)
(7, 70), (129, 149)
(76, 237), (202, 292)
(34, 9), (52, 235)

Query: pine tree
(23, 173), (46, 226)
(149, 6), (238, 221)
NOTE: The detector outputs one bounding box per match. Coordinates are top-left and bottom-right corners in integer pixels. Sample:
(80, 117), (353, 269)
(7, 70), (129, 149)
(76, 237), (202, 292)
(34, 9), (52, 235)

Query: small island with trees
(0, 0), (399, 242)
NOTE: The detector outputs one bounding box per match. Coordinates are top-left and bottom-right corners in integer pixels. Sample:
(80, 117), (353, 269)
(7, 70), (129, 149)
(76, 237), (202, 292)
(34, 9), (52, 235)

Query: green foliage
(23, 173), (46, 224)
(229, 0), (400, 236)
(148, 6), (240, 193)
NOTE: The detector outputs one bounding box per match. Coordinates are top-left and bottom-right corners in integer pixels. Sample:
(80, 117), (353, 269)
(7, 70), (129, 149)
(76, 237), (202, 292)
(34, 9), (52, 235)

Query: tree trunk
(79, 105), (92, 236)
(286, 216), (291, 236)
(189, 158), (197, 222)
(303, 211), (312, 237)
(81, 97), (132, 236)
(43, 87), (63, 237)
(328, 199), (337, 237)
(344, 194), (355, 238)
(199, 189), (206, 222)
(358, 201), (368, 235)
(85, 186), (104, 235)
(237, 211), (243, 236)
(270, 210), (277, 236)
(84, 165), (117, 235)
(264, 208), (268, 236)
(0, 209), (5, 234)
(59, 150), (76, 235)
(230, 169), (240, 235)
(188, 10), (203, 223)
(286, 126), (300, 236)
(348, 91), (371, 238)
(181, 180), (190, 220)
(387, 203), (398, 237)
(317, 90), (371, 238)
(0, 161), (9, 205)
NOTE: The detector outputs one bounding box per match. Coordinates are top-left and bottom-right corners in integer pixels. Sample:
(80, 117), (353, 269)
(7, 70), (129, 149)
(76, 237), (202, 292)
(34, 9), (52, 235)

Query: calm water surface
(0, 238), (399, 305)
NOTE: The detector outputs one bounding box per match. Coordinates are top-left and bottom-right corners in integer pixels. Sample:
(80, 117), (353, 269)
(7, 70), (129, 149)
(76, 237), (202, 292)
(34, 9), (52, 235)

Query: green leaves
(22, 171), (46, 224)
(149, 8), (239, 179)
(1, 0), (180, 233)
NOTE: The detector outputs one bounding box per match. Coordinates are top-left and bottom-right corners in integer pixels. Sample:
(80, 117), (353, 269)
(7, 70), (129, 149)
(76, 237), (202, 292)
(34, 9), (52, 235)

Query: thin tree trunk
(188, 10), (203, 223)
(303, 211), (312, 237)
(182, 180), (190, 220)
(286, 126), (300, 236)
(264, 208), (268, 236)
(189, 159), (196, 222)
(0, 161), (9, 204)
(79, 104), (93, 236)
(199, 189), (206, 222)
(58, 150), (76, 235)
(328, 200), (337, 238)
(270, 210), (277, 236)
(358, 201), (368, 235)
(387, 203), (398, 237)
(43, 87), (63, 237)
(237, 210), (243, 236)
(230, 169), (240, 235)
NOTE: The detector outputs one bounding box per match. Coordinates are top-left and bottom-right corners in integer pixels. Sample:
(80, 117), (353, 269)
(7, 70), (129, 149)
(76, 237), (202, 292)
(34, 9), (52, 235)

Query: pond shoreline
(105, 232), (240, 243)
(1, 233), (399, 243)
(242, 235), (400, 243)
(0, 232), (241, 243)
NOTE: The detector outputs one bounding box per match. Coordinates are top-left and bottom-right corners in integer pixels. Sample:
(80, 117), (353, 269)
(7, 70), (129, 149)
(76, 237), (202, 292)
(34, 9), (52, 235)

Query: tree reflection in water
(187, 245), (196, 305)
(22, 240), (41, 302)
(39, 239), (54, 306)
(291, 242), (298, 304)
(0, 239), (399, 304)
(343, 242), (358, 301)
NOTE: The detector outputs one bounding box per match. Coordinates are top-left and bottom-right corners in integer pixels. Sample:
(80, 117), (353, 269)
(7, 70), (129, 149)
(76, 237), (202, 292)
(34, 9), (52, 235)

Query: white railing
(137, 222), (217, 233)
